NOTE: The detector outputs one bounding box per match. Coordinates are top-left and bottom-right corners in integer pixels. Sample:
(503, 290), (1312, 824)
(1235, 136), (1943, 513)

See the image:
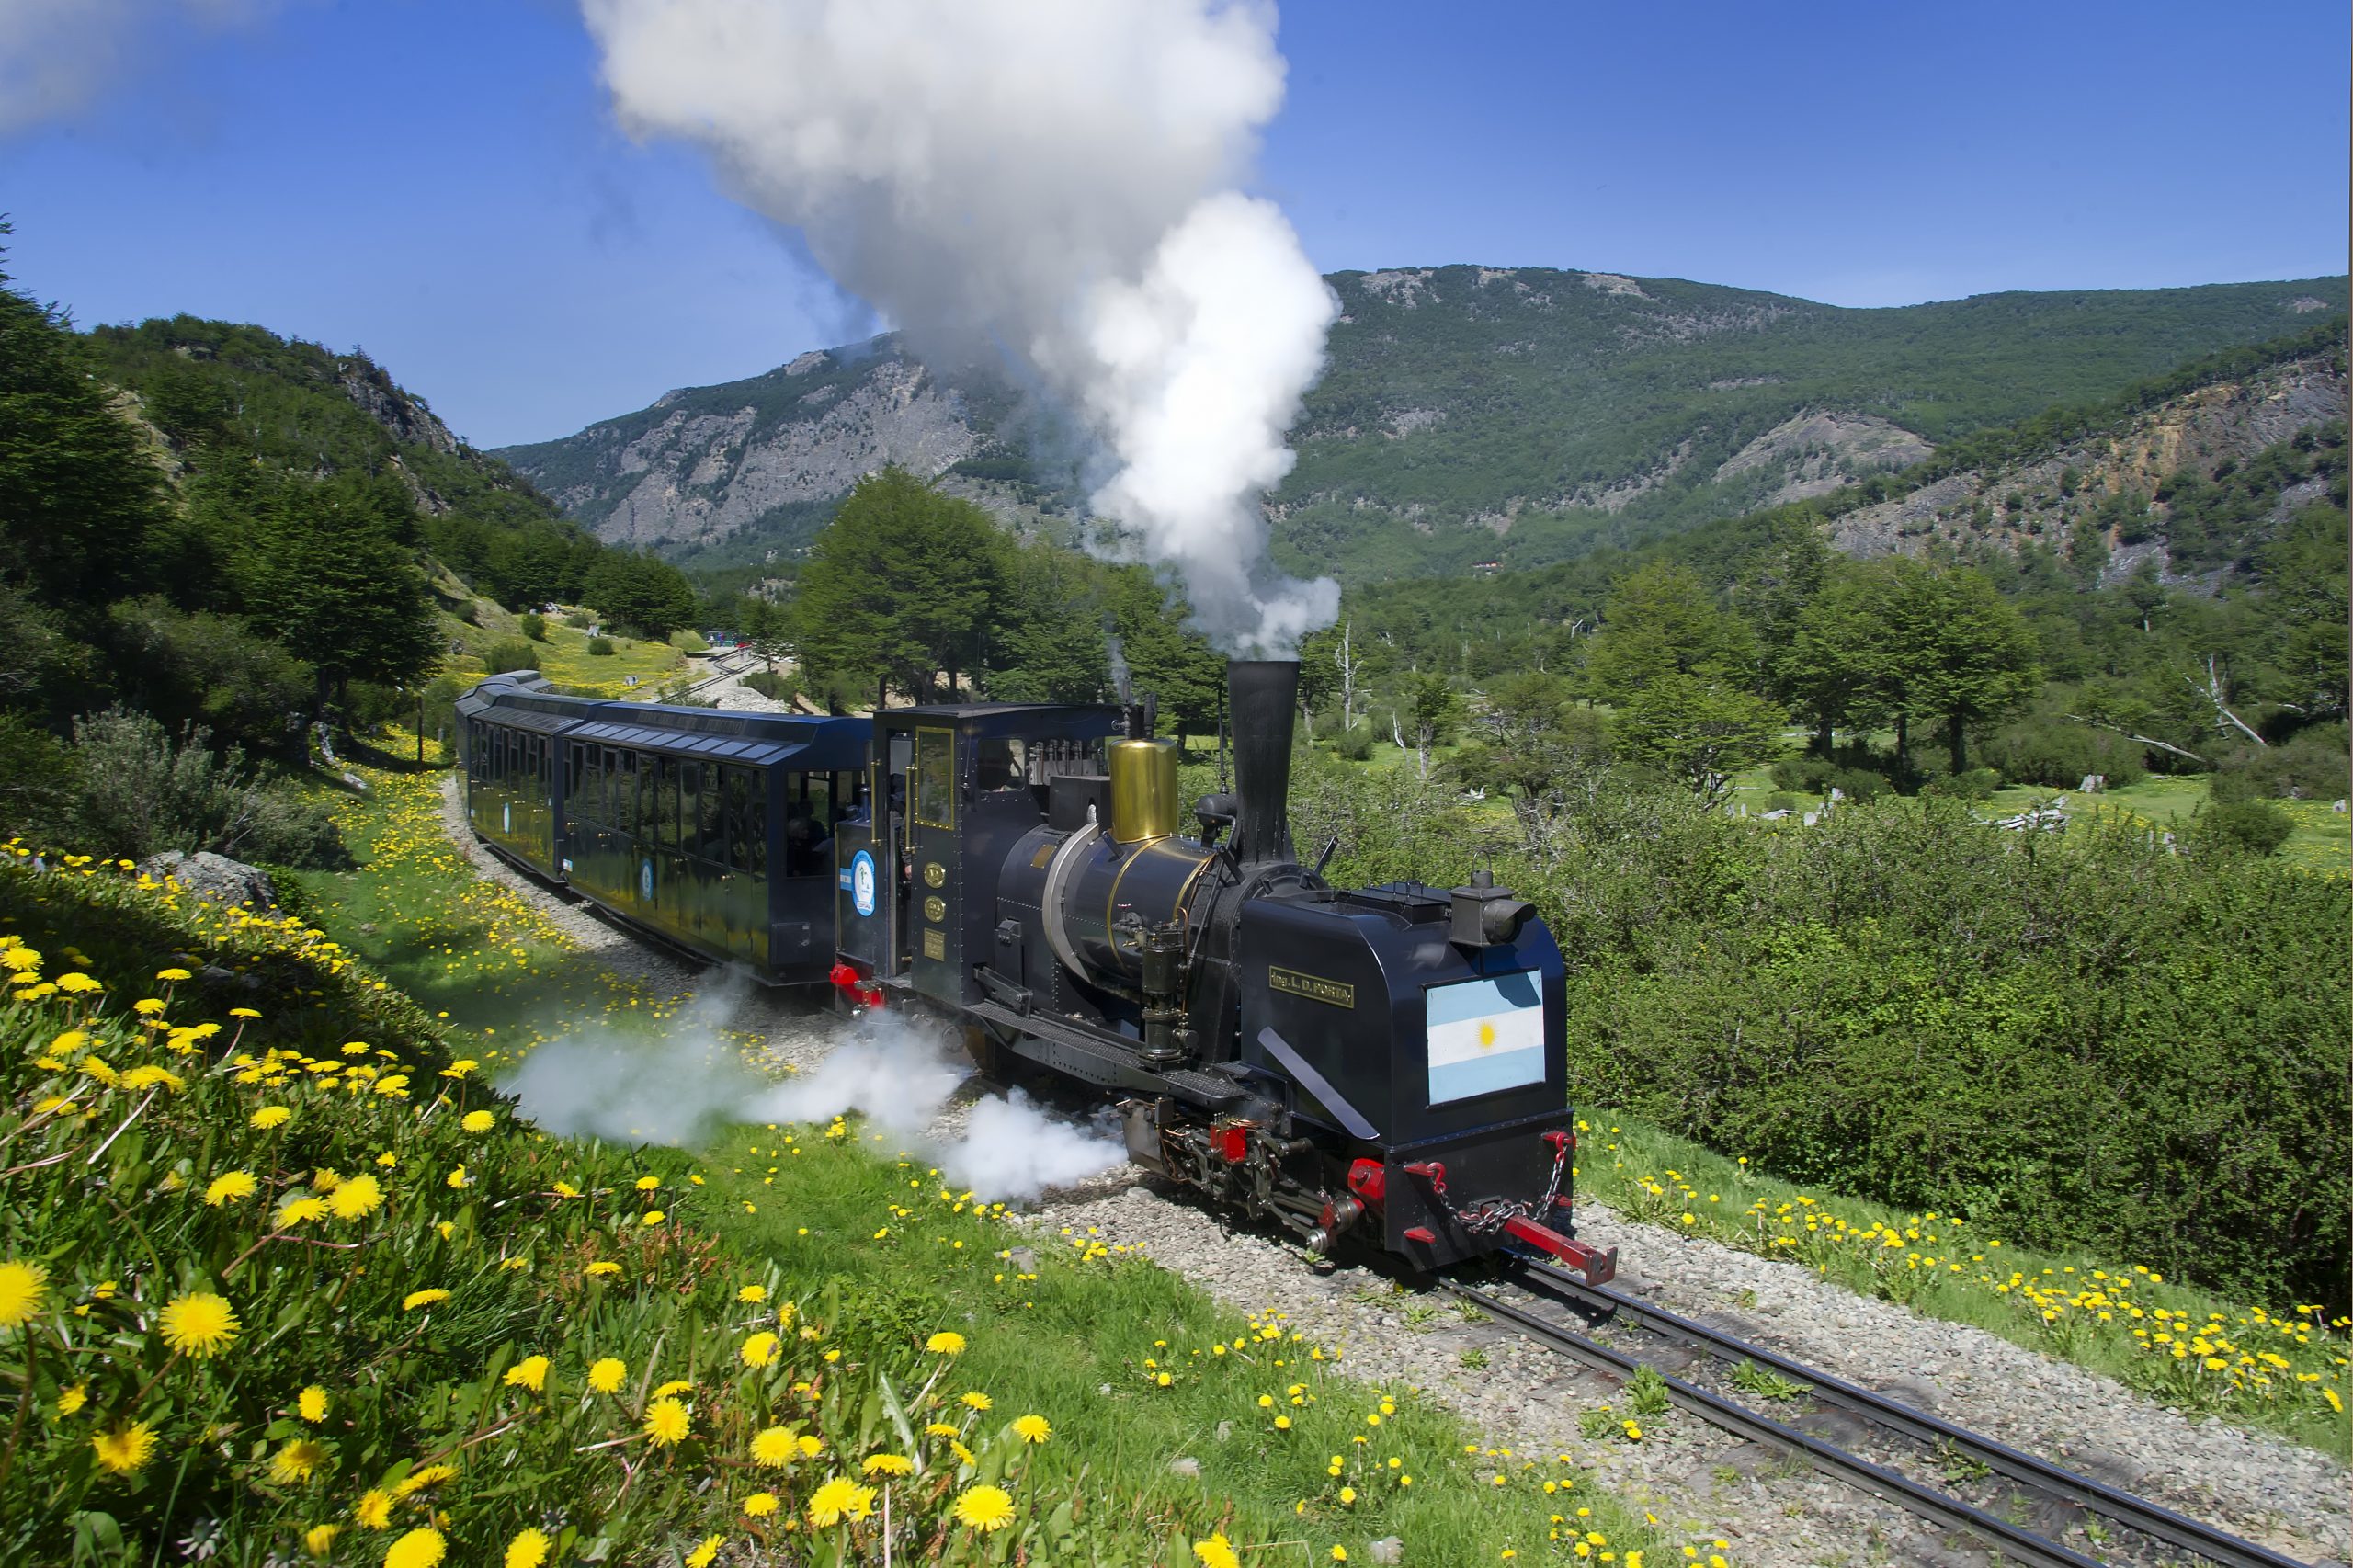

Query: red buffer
(1500, 1214), (1618, 1286)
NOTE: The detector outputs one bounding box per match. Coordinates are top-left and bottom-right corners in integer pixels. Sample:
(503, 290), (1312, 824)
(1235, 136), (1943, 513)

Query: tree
(739, 597), (791, 672)
(0, 231), (171, 610)
(583, 550), (698, 640)
(1399, 673), (1459, 781)
(988, 544), (1109, 704)
(1294, 625), (1340, 741)
(1616, 676), (1785, 803)
(1585, 562), (1782, 799)
(790, 468), (1006, 706)
(1902, 566), (2040, 772)
(1450, 671), (1613, 840)
(1585, 562), (1760, 704)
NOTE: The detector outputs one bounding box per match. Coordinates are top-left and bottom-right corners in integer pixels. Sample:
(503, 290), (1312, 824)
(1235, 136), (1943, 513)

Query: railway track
(1437, 1259), (2308, 1568)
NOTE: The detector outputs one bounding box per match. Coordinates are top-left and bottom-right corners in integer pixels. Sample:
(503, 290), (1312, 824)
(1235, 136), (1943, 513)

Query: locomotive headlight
(1448, 871), (1533, 948)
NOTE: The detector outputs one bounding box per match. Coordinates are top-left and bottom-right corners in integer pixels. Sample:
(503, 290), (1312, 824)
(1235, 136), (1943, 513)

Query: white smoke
(504, 994), (1125, 1204)
(0, 0), (294, 136)
(577, 0), (1340, 653)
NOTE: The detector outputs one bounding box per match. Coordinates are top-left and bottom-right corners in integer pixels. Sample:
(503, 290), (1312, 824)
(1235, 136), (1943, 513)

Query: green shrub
(1920, 767), (1999, 800)
(483, 638), (540, 675)
(1979, 717), (2147, 790)
(518, 611), (548, 641)
(69, 708), (349, 868)
(2201, 798), (2294, 856)
(742, 668), (800, 702)
(2219, 722), (2348, 801)
(585, 636), (616, 657)
(1329, 724), (1375, 761)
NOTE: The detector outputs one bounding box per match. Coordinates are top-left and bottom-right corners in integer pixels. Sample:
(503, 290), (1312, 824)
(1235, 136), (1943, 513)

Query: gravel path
(436, 781), (2347, 1564)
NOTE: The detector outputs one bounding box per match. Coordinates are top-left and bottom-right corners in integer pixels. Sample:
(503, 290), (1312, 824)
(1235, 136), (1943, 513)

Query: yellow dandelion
(0, 1260), (50, 1328)
(504, 1355), (550, 1392)
(229, 1006), (260, 1018)
(298, 1386), (329, 1422)
(328, 1174), (383, 1221)
(394, 1462), (457, 1496)
(806, 1476), (876, 1527)
(588, 1357), (627, 1394)
(926, 1330), (967, 1354)
(55, 1381), (88, 1416)
(951, 1483), (1017, 1532)
(250, 1106), (291, 1130)
(1013, 1414), (1052, 1444)
(743, 1490), (779, 1517)
(384, 1528), (446, 1568)
(634, 1176), (660, 1190)
(269, 1437), (328, 1484)
(643, 1396), (691, 1447)
(960, 1391), (992, 1411)
(1195, 1533), (1242, 1568)
(159, 1290), (240, 1358)
(741, 1332), (780, 1369)
(751, 1426), (797, 1467)
(55, 971), (102, 994)
(91, 1420), (157, 1474)
(736, 1284), (767, 1303)
(652, 1379), (693, 1398)
(202, 1170), (258, 1207)
(684, 1538), (722, 1568)
(460, 1110), (494, 1133)
(156, 967), (191, 982)
(305, 1524), (340, 1558)
(641, 1210), (665, 1225)
(504, 1528), (551, 1568)
(277, 1197), (331, 1227)
(585, 1262), (620, 1278)
(132, 997), (166, 1017)
(444, 1165), (469, 1189)
(119, 1064), (183, 1092)
(862, 1452), (914, 1476)
(353, 1489), (393, 1528)
(401, 1289), (451, 1311)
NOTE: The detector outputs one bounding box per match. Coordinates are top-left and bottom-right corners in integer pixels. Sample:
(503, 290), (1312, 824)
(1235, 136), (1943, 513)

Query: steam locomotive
(456, 659), (1614, 1281)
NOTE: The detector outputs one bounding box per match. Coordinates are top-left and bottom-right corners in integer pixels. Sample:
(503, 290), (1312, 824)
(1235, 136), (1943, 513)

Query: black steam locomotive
(457, 660), (1614, 1281)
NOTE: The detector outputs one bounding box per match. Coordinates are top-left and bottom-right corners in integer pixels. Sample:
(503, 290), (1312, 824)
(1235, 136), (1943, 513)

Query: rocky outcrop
(1713, 411), (1936, 507)
(338, 361), (459, 456)
(138, 851), (278, 910)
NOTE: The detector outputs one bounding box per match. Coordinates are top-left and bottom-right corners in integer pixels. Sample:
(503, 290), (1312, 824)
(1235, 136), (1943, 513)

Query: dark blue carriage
(454, 673), (870, 983)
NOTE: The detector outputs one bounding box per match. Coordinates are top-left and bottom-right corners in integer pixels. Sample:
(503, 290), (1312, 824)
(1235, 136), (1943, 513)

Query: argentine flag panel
(1425, 971), (1544, 1105)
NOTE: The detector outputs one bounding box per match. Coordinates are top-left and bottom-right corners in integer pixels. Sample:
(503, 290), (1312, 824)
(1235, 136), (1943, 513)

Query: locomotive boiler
(826, 658), (1615, 1281)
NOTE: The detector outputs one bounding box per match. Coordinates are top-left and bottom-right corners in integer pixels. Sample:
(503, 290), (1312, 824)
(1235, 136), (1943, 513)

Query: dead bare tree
(2186, 655), (2267, 747)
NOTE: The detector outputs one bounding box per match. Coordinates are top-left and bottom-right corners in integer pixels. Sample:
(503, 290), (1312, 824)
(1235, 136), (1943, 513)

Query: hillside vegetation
(494, 264), (2347, 585)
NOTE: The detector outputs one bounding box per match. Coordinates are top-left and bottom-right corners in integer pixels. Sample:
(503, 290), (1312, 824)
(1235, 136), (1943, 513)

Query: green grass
(1573, 1109), (2351, 1456)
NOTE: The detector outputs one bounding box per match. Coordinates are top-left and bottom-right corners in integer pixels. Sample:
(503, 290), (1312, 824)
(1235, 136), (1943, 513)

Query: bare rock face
(139, 851), (278, 911)
(1712, 411), (1936, 506)
(338, 361), (460, 456)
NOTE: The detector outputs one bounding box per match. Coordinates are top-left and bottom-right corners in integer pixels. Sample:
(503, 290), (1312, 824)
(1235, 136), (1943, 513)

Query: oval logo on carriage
(923, 895), (947, 924)
(850, 850), (878, 918)
(922, 861), (947, 888)
(639, 858), (654, 900)
(503, 802), (511, 834)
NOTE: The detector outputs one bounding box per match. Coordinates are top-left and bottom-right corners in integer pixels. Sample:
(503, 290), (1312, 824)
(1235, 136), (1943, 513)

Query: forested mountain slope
(494, 267), (2347, 582)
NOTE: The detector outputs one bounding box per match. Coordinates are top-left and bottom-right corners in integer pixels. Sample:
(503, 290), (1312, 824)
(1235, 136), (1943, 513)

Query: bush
(1771, 745), (1899, 799)
(585, 636), (616, 657)
(742, 668), (800, 703)
(1329, 724), (1375, 761)
(2216, 722), (2348, 801)
(518, 611), (548, 641)
(483, 638), (540, 675)
(68, 708), (349, 868)
(1920, 767), (1999, 801)
(0, 713), (84, 844)
(106, 597), (312, 756)
(2200, 798), (2294, 856)
(1979, 717), (2148, 790)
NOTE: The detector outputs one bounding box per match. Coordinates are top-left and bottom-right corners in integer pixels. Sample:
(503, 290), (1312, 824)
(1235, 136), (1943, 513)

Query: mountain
(494, 267), (2347, 584)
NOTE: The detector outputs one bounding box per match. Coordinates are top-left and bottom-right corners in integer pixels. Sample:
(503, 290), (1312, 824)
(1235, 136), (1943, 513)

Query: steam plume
(504, 999), (1124, 1205)
(578, 0), (1340, 653)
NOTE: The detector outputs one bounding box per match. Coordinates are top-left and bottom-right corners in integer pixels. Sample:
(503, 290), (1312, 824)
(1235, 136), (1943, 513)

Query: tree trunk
(1948, 710), (1968, 775)
(1893, 710), (1910, 768)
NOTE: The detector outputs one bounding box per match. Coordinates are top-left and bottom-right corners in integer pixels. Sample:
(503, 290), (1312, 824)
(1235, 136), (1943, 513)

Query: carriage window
(699, 766), (726, 862)
(655, 756), (679, 847)
(913, 727), (956, 829)
(746, 785), (767, 879)
(724, 767), (753, 869)
(632, 752), (654, 840)
(783, 773), (833, 877)
(679, 762), (699, 856)
(976, 738), (1026, 792)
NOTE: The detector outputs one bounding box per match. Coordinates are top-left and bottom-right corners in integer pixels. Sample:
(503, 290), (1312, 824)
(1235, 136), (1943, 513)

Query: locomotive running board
(965, 1001), (1216, 1101)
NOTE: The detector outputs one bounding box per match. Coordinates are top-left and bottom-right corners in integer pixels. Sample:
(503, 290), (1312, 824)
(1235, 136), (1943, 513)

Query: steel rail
(1434, 1275), (2109, 1568)
(1469, 1260), (2306, 1568)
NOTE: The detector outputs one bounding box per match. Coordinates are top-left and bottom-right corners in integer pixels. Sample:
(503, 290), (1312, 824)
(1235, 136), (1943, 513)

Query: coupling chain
(1418, 1135), (1572, 1236)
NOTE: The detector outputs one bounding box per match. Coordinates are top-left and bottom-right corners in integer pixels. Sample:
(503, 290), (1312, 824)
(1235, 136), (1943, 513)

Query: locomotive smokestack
(1227, 659), (1299, 866)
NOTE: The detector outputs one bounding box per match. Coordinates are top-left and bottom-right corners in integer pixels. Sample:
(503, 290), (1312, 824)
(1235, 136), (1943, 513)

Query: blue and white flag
(1425, 972), (1544, 1105)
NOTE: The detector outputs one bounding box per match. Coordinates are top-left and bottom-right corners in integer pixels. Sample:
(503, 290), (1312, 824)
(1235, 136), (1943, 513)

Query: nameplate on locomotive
(923, 895), (948, 924)
(1268, 965), (1354, 1008)
(923, 861), (947, 888)
(922, 928), (946, 960)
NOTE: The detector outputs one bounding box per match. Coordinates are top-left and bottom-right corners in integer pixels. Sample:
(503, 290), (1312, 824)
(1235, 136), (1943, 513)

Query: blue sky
(5, 0), (2346, 449)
